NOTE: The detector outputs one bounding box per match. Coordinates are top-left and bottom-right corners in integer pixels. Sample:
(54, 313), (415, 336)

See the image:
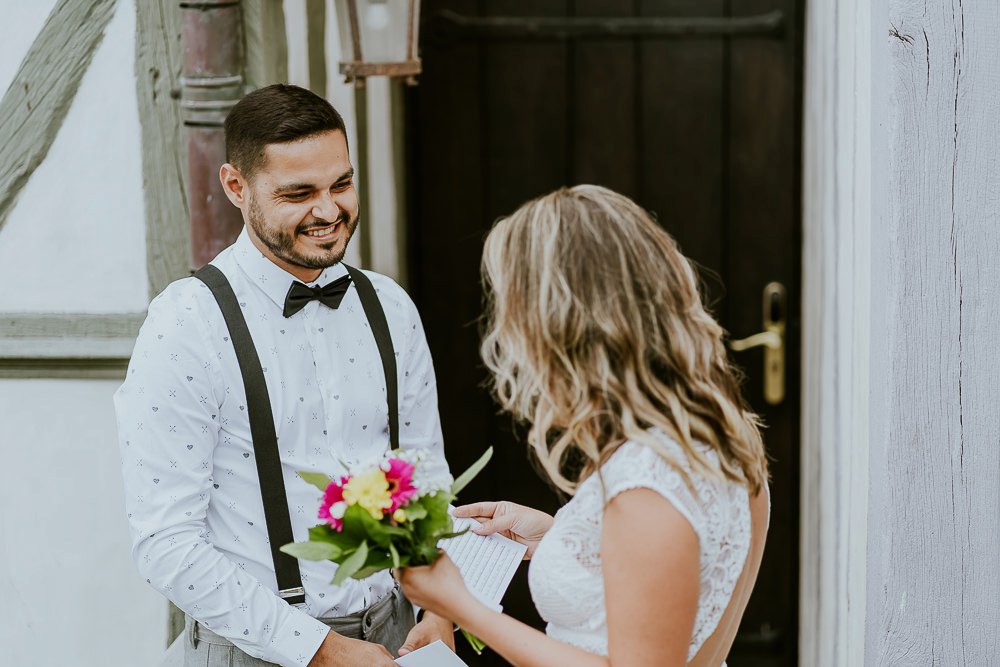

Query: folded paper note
(441, 516), (527, 611)
(395, 640), (470, 666)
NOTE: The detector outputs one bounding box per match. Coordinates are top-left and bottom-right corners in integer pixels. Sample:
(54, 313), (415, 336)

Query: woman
(398, 185), (770, 666)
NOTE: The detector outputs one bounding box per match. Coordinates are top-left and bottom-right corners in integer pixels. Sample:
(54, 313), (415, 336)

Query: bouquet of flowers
(280, 447), (493, 651)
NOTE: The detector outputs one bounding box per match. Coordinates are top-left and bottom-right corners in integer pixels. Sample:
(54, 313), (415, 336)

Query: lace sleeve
(598, 440), (707, 546)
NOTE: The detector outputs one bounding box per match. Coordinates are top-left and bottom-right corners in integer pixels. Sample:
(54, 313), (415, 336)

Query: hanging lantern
(335, 0), (421, 86)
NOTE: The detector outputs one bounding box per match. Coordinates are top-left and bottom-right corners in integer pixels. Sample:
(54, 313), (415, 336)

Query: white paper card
(440, 516), (527, 610)
(395, 640), (469, 666)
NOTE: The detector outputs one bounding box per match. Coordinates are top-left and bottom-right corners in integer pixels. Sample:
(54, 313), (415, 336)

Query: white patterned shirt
(114, 229), (448, 666)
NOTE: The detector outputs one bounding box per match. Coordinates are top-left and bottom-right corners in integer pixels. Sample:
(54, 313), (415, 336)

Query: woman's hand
(396, 554), (478, 621)
(453, 501), (554, 559)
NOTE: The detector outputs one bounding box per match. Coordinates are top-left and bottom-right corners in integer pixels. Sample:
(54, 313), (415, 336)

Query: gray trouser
(183, 587), (415, 666)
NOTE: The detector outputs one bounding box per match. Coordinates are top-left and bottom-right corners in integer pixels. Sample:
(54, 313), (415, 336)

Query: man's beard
(246, 196), (357, 270)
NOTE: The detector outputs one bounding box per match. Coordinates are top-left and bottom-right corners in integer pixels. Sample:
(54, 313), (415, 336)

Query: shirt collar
(232, 227), (349, 310)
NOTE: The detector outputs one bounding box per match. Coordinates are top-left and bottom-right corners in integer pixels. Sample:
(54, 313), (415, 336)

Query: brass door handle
(729, 282), (786, 405)
(729, 330), (781, 351)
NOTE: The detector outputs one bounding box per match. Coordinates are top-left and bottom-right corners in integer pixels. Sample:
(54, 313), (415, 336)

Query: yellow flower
(342, 468), (393, 519)
(392, 509), (407, 523)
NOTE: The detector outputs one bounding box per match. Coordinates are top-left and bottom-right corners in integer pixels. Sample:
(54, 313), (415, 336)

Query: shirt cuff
(266, 608), (330, 667)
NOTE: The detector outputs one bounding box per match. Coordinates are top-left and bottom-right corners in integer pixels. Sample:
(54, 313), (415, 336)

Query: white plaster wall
(0, 380), (167, 666)
(0, 0), (148, 313)
(0, 2), (165, 666)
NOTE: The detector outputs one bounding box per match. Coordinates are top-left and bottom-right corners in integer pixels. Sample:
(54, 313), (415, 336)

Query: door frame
(800, 0), (885, 663)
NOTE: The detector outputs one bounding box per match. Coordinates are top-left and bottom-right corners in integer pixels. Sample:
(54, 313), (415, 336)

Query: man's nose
(312, 190), (340, 221)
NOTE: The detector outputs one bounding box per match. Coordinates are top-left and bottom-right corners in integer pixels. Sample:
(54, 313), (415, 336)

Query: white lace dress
(527, 435), (751, 663)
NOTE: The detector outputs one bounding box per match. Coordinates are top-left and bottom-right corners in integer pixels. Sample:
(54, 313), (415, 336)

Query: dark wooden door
(406, 2), (802, 664)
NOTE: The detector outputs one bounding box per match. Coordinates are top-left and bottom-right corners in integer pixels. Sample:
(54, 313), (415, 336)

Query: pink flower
(383, 458), (417, 512)
(318, 476), (350, 531)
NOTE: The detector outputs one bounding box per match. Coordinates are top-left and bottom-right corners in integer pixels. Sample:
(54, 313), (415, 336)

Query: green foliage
(331, 540), (368, 586)
(451, 447), (493, 495)
(279, 540), (342, 561)
(297, 471), (332, 492)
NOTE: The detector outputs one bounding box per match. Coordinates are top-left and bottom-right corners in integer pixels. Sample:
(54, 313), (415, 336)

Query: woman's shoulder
(597, 433), (747, 535)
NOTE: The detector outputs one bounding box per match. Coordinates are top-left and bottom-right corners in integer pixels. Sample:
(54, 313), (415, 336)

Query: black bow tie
(283, 274), (353, 318)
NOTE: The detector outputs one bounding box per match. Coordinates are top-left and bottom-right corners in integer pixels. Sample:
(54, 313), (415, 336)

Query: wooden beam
(243, 0), (289, 89)
(136, 0), (190, 298)
(0, 0), (117, 233)
(0, 313), (145, 339)
(306, 0), (327, 97)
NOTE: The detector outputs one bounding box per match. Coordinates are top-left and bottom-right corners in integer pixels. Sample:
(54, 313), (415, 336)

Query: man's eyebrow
(273, 170), (354, 195)
(273, 182), (315, 195)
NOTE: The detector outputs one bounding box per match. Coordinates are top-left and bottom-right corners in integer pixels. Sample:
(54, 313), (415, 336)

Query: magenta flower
(317, 476), (350, 531)
(383, 458), (417, 512)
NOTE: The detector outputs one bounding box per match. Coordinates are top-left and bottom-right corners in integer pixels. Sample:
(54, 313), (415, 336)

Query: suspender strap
(345, 265), (399, 450)
(194, 264), (305, 604)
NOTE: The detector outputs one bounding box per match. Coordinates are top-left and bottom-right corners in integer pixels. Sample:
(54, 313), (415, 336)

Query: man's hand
(397, 611), (456, 656)
(308, 631), (397, 666)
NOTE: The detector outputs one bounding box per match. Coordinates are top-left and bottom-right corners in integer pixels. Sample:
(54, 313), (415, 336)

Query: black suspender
(194, 264), (398, 605)
(345, 266), (399, 451)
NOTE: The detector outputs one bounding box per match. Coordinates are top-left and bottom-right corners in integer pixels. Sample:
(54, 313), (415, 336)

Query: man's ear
(220, 163), (248, 207)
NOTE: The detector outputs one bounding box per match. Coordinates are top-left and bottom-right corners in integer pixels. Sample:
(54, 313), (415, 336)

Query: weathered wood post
(179, 0), (245, 269)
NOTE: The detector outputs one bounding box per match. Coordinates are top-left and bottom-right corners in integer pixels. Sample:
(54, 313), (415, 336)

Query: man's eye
(285, 192), (309, 200)
(333, 181), (352, 192)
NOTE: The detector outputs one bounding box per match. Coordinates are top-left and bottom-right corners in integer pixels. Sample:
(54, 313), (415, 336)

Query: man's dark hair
(224, 84), (347, 179)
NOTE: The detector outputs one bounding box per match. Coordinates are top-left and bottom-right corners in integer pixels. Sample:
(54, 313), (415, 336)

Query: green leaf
(433, 528), (470, 543)
(331, 540), (368, 586)
(451, 447), (493, 495)
(343, 505), (411, 549)
(412, 541), (443, 566)
(279, 541), (343, 561)
(297, 471), (333, 492)
(401, 502), (428, 521)
(412, 492), (454, 545)
(309, 524), (360, 551)
(389, 542), (400, 569)
(461, 629), (487, 654)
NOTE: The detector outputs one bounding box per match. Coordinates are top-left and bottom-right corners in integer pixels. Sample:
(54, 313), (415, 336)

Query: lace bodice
(527, 434), (751, 661)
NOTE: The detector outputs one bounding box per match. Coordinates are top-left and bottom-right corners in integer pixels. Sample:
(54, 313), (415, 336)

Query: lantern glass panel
(335, 0), (413, 64)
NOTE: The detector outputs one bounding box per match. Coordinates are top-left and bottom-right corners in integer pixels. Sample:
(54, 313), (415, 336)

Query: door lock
(728, 282), (786, 405)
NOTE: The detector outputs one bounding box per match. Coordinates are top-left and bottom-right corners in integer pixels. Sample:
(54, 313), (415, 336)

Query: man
(115, 84), (454, 666)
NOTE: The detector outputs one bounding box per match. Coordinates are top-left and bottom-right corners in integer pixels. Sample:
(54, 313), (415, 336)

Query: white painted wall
(0, 1), (165, 665)
(0, 0), (148, 313)
(0, 380), (166, 665)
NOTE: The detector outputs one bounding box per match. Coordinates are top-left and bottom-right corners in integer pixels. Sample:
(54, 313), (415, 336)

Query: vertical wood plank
(800, 0), (878, 664)
(572, 0), (637, 196)
(306, 0), (327, 96)
(407, 0), (490, 487)
(869, 0), (1000, 662)
(243, 0), (289, 89)
(637, 0), (725, 294)
(136, 0), (190, 298)
(727, 0), (802, 664)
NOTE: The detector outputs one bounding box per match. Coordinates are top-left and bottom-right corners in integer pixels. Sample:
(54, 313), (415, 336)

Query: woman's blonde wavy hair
(480, 185), (768, 496)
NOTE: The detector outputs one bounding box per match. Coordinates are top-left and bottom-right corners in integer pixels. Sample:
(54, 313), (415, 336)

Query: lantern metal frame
(337, 0), (422, 87)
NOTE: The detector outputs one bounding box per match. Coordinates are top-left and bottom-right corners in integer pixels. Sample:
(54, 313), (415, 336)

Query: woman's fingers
(453, 501), (498, 518)
(473, 513), (516, 536)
